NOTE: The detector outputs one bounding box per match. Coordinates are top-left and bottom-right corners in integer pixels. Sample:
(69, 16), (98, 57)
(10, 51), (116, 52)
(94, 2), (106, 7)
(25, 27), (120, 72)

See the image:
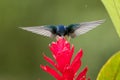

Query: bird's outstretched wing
(67, 19), (105, 38)
(20, 26), (57, 38)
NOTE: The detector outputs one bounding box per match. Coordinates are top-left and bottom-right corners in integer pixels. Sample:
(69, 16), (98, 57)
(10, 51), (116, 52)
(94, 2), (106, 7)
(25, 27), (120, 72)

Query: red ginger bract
(40, 37), (89, 80)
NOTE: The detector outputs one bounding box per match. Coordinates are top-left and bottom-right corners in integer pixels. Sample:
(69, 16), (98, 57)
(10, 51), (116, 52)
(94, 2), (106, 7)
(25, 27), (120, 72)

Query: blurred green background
(0, 0), (120, 80)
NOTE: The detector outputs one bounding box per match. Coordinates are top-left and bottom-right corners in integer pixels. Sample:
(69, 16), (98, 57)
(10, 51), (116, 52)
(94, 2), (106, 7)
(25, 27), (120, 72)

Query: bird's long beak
(55, 36), (71, 42)
(56, 36), (65, 40)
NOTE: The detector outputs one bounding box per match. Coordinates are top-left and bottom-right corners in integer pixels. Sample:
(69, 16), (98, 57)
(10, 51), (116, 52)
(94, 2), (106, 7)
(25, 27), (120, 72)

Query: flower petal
(56, 49), (71, 72)
(40, 65), (61, 79)
(49, 44), (57, 59)
(43, 54), (56, 68)
(76, 67), (88, 80)
(71, 49), (83, 73)
(62, 66), (74, 80)
(69, 45), (74, 62)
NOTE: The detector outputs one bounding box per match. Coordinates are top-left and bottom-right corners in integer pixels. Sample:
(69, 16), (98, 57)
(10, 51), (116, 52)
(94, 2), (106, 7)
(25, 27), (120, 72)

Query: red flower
(40, 37), (89, 80)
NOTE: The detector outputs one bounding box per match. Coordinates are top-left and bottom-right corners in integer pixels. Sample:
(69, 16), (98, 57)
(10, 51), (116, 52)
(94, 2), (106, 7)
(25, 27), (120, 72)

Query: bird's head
(56, 25), (67, 36)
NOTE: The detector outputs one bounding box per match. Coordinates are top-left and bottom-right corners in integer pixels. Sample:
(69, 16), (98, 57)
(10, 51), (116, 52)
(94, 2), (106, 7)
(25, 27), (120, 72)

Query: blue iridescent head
(56, 25), (67, 36)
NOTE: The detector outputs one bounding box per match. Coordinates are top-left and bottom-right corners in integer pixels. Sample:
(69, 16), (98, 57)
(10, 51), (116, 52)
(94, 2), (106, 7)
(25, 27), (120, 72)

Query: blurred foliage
(102, 0), (120, 37)
(0, 0), (120, 80)
(97, 51), (120, 80)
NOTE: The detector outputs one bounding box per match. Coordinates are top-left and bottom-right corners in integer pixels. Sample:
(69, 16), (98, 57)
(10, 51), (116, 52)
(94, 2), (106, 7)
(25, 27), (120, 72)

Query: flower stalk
(40, 37), (89, 80)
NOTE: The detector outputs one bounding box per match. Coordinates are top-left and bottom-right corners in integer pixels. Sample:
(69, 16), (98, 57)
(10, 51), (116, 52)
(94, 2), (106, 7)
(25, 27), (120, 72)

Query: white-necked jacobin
(20, 19), (105, 38)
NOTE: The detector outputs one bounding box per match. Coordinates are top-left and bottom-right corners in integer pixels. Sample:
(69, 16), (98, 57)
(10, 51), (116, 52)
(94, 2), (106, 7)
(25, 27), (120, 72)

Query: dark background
(0, 0), (120, 80)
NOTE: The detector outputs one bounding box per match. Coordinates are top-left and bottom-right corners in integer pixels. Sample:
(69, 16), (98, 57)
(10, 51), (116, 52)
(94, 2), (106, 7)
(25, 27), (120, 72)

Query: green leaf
(102, 0), (120, 37)
(97, 51), (120, 80)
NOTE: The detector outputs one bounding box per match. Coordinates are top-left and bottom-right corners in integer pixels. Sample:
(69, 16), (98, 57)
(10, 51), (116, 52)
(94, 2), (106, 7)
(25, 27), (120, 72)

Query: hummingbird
(20, 19), (105, 38)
